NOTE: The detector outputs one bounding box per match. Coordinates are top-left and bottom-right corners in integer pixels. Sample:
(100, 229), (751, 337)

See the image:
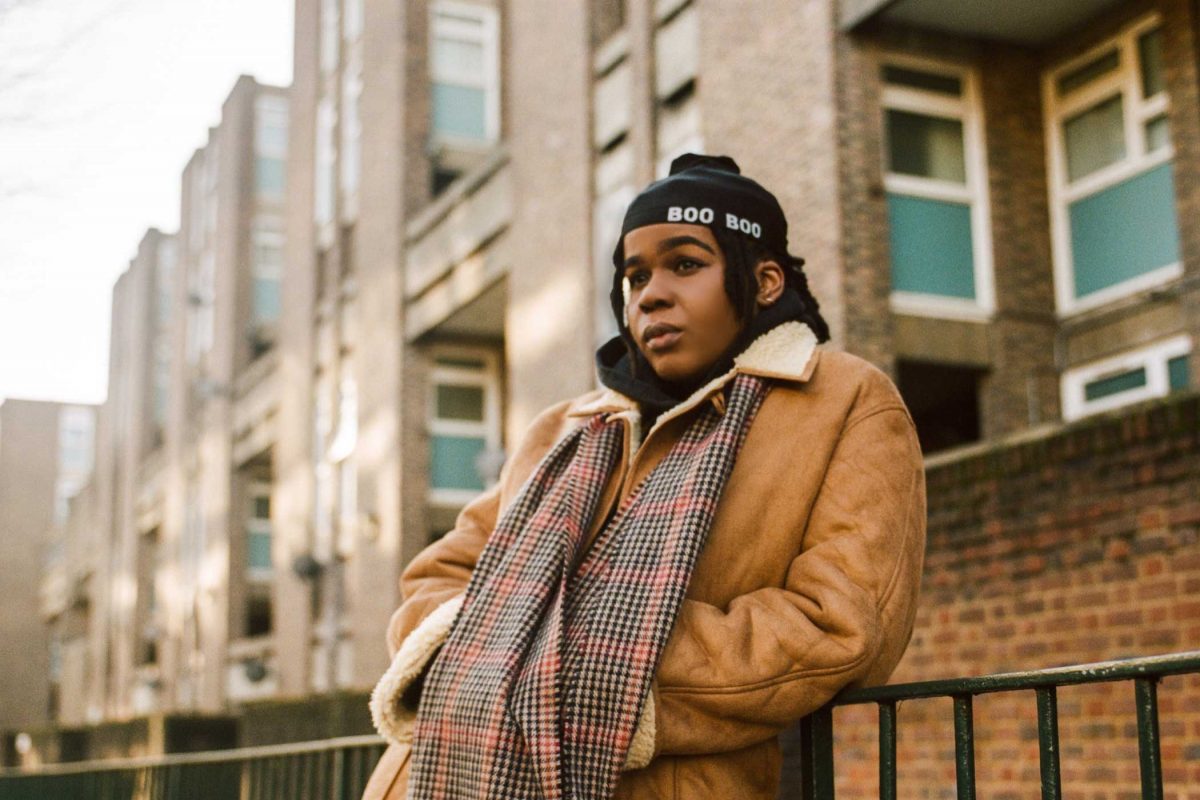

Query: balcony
(231, 349), (279, 467)
(841, 0), (1126, 44)
(404, 147), (511, 341)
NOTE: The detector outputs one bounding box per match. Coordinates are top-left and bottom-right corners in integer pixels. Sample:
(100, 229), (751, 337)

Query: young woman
(363, 154), (927, 800)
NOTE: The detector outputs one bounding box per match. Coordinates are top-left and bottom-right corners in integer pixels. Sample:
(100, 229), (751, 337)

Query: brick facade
(829, 387), (1200, 798)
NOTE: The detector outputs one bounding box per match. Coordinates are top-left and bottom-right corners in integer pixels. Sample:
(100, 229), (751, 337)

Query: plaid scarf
(407, 373), (770, 800)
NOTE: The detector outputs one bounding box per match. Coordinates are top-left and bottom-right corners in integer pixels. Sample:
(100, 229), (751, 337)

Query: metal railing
(0, 735), (386, 800)
(796, 650), (1200, 800)
(4, 651), (1198, 799)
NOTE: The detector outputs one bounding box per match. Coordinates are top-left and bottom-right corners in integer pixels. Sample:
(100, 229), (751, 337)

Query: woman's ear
(753, 260), (785, 308)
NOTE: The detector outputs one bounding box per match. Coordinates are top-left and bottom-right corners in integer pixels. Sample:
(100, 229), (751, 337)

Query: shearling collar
(570, 321), (820, 432)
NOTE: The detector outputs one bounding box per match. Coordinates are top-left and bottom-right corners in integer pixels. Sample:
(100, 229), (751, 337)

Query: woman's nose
(637, 270), (672, 311)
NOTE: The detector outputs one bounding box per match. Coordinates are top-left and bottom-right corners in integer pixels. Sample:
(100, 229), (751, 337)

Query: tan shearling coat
(363, 321), (927, 799)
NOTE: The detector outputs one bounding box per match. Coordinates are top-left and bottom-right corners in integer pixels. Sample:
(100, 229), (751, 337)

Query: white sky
(0, 0), (292, 405)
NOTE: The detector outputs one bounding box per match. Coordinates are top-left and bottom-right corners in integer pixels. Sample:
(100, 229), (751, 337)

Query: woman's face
(622, 222), (743, 385)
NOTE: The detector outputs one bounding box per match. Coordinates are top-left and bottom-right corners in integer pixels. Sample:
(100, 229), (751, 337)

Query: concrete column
(275, 0), (320, 696)
(698, 0), (852, 357)
(976, 44), (1060, 436)
(504, 0), (595, 438)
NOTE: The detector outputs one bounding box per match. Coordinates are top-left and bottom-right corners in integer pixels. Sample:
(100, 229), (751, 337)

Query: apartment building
(159, 75), (290, 716)
(269, 0), (1200, 703)
(30, 77), (291, 740)
(1, 398), (96, 733)
(24, 0), (1197, 749)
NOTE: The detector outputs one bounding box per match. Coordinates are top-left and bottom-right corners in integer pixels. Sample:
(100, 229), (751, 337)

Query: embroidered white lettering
(724, 212), (762, 238)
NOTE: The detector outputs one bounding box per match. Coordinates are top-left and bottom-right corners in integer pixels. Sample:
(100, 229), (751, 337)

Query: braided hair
(710, 227), (831, 344)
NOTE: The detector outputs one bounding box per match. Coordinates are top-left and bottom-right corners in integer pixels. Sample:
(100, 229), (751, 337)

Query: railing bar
(798, 704), (835, 800)
(349, 746), (364, 798)
(331, 747), (345, 800)
(879, 701), (897, 800)
(953, 695), (976, 800)
(832, 650), (1200, 707)
(1035, 686), (1062, 800)
(1134, 678), (1164, 800)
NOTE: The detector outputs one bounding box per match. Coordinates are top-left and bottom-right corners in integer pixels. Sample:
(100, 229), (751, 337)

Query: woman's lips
(643, 324), (682, 352)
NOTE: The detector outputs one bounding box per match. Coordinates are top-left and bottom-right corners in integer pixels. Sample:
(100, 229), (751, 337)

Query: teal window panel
(255, 157), (286, 195)
(1168, 354), (1190, 391)
(431, 434), (486, 491)
(432, 84), (487, 140)
(886, 193), (976, 299)
(1084, 367), (1146, 401)
(247, 530), (272, 571)
(1068, 162), (1181, 299)
(253, 278), (280, 323)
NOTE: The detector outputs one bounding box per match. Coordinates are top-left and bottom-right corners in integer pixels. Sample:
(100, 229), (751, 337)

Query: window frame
(427, 345), (502, 507)
(879, 51), (995, 323)
(429, 0), (501, 146)
(245, 480), (274, 583)
(1043, 12), (1178, 317)
(1061, 333), (1192, 421)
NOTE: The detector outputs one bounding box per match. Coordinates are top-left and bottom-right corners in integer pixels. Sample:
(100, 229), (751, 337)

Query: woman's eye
(627, 271), (649, 287)
(675, 258), (702, 272)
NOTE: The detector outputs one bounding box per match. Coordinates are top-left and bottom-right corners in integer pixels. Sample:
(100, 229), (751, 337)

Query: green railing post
(331, 747), (345, 800)
(1134, 678), (1163, 800)
(952, 694), (976, 800)
(1035, 686), (1062, 800)
(878, 701), (897, 800)
(798, 704), (835, 800)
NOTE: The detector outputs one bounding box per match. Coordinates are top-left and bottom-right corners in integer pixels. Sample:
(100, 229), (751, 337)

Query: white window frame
(251, 219), (285, 323)
(429, 0), (501, 146)
(1061, 333), (1191, 421)
(246, 480), (273, 583)
(427, 346), (502, 507)
(880, 52), (995, 323)
(320, 0), (340, 76)
(339, 45), (363, 221)
(314, 95), (338, 244)
(1043, 12), (1177, 318)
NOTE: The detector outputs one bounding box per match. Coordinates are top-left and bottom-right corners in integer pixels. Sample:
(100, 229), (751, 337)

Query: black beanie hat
(611, 153), (790, 269)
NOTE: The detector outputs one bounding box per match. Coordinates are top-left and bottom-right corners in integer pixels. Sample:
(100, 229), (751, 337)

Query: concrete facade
(1, 398), (96, 732)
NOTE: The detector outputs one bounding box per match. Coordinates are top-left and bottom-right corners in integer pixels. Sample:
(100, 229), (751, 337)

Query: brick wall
(829, 388), (1200, 798)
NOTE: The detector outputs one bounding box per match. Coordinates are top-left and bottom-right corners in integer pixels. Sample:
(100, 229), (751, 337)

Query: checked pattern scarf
(407, 373), (770, 800)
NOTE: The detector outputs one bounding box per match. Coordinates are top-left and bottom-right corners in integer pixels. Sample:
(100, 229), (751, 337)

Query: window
(1044, 14), (1180, 315)
(254, 95), (288, 200)
(251, 218), (284, 326)
(245, 482), (273, 582)
(428, 349), (502, 507)
(896, 360), (984, 455)
(881, 55), (993, 321)
(153, 240), (174, 430)
(430, 2), (500, 144)
(57, 406), (94, 475)
(328, 370), (358, 556)
(1061, 334), (1192, 421)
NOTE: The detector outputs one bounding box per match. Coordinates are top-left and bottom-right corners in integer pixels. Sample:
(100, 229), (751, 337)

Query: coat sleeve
(369, 397), (580, 745)
(646, 402), (927, 757)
